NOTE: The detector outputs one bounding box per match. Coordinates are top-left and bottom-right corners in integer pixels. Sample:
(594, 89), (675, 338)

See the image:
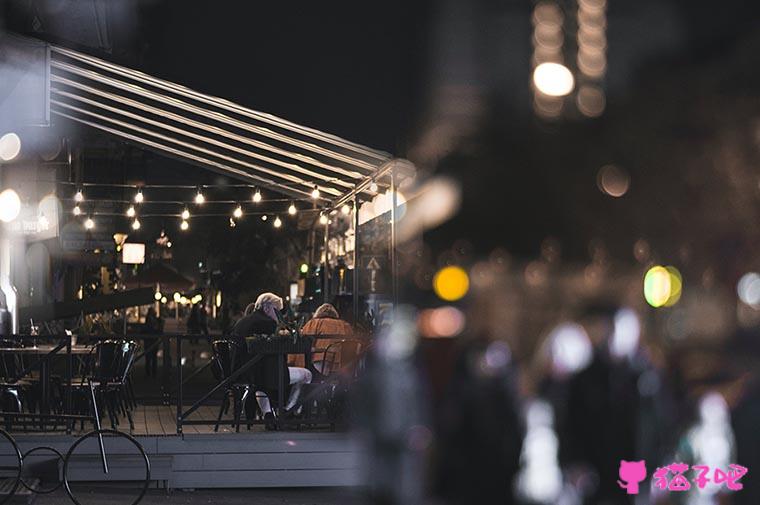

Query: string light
(341, 204), (351, 215)
(74, 189), (84, 202)
(73, 205), (82, 216)
(288, 202), (297, 215)
(319, 213), (328, 225)
(181, 208), (190, 220)
(311, 186), (320, 199)
(126, 205), (136, 218)
(84, 217), (95, 230)
(180, 220), (189, 231)
(131, 219), (141, 230)
(273, 216), (282, 228)
(229, 218), (236, 228)
(134, 189), (144, 203)
(252, 189), (262, 203)
(233, 205), (243, 218)
(194, 189), (205, 205)
(261, 215), (268, 221)
(369, 182), (378, 193)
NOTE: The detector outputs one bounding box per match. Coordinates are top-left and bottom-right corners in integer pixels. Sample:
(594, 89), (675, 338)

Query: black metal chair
(211, 340), (255, 432)
(0, 339), (28, 430)
(68, 340), (138, 430)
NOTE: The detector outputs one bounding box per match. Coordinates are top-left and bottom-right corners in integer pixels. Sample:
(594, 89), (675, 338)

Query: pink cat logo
(618, 460), (647, 495)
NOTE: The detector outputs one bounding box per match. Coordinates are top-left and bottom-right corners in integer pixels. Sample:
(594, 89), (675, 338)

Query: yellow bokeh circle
(433, 266), (470, 302)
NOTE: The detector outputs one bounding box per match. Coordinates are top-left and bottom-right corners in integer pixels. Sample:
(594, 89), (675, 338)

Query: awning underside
(49, 45), (392, 203)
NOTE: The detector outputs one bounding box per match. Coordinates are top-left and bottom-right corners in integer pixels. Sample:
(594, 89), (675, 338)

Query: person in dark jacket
(142, 307), (161, 378)
(232, 293), (312, 427)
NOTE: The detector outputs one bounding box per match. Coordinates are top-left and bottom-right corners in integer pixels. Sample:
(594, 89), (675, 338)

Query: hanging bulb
(233, 205), (243, 218)
(273, 216), (282, 228)
(311, 186), (320, 199)
(74, 189), (84, 202)
(131, 219), (141, 230)
(319, 213), (328, 225)
(194, 189), (205, 204)
(288, 202), (297, 215)
(84, 217), (95, 230)
(180, 220), (189, 231)
(261, 215), (268, 221)
(369, 181), (378, 193)
(229, 217), (236, 228)
(73, 205), (82, 216)
(181, 208), (190, 220)
(252, 189), (262, 203)
(134, 189), (144, 203)
(341, 204), (351, 215)
(126, 205), (136, 218)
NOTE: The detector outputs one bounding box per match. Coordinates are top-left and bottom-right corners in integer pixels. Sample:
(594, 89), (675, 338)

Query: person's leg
(255, 391), (271, 414)
(286, 367), (312, 411)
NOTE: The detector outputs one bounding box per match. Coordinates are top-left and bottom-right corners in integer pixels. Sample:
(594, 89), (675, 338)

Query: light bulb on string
(194, 188), (205, 205)
(73, 205), (82, 216)
(319, 213), (328, 225)
(180, 220), (189, 231)
(131, 219), (141, 231)
(311, 186), (320, 199)
(369, 181), (378, 193)
(273, 216), (282, 228)
(181, 208), (190, 220)
(84, 217), (95, 230)
(134, 189), (144, 203)
(261, 215), (268, 221)
(288, 202), (297, 215)
(233, 205), (243, 219)
(229, 218), (236, 228)
(126, 205), (136, 218)
(252, 189), (262, 203)
(341, 204), (351, 215)
(74, 189), (84, 202)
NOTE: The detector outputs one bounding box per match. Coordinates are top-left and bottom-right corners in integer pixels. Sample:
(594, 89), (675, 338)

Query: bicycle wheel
(63, 429), (150, 505)
(20, 446), (64, 494)
(0, 429), (21, 505)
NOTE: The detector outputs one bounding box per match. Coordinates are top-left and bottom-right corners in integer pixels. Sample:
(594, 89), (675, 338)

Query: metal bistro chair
(69, 340), (138, 431)
(0, 339), (30, 430)
(211, 340), (256, 432)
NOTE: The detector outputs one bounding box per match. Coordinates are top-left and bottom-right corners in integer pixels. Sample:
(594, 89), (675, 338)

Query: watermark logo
(618, 460), (647, 494)
(618, 460), (748, 495)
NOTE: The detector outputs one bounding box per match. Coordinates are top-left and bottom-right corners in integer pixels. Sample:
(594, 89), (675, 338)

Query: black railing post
(161, 336), (171, 406)
(176, 335), (183, 435)
(66, 335), (72, 434)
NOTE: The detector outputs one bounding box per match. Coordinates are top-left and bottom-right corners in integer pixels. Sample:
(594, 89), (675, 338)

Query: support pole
(323, 216), (330, 304)
(353, 193), (360, 328)
(390, 168), (398, 308)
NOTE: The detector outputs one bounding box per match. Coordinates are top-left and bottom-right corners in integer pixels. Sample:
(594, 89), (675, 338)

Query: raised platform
(6, 406), (363, 489)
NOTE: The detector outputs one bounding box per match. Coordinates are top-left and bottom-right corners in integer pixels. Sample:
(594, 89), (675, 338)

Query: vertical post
(66, 335), (72, 434)
(390, 168), (398, 308)
(323, 216), (330, 304)
(176, 335), (183, 435)
(161, 336), (171, 405)
(353, 193), (360, 328)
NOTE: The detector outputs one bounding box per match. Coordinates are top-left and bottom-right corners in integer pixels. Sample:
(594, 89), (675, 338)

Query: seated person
(299, 303), (353, 372)
(232, 293), (312, 427)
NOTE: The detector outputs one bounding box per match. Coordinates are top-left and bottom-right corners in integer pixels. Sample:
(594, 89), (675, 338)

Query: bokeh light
(533, 63), (575, 97)
(418, 306), (466, 338)
(433, 266), (470, 302)
(644, 265), (682, 308)
(549, 323), (592, 376)
(737, 272), (760, 307)
(0, 189), (21, 223)
(597, 164), (630, 197)
(0, 133), (21, 162)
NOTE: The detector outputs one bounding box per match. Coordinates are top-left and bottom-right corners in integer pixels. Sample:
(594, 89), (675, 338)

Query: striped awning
(48, 45), (397, 203)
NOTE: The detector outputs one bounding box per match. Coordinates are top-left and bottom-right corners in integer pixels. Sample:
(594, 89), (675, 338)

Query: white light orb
(533, 62), (575, 97)
(180, 220), (189, 231)
(0, 189), (21, 223)
(0, 133), (21, 162)
(84, 217), (95, 230)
